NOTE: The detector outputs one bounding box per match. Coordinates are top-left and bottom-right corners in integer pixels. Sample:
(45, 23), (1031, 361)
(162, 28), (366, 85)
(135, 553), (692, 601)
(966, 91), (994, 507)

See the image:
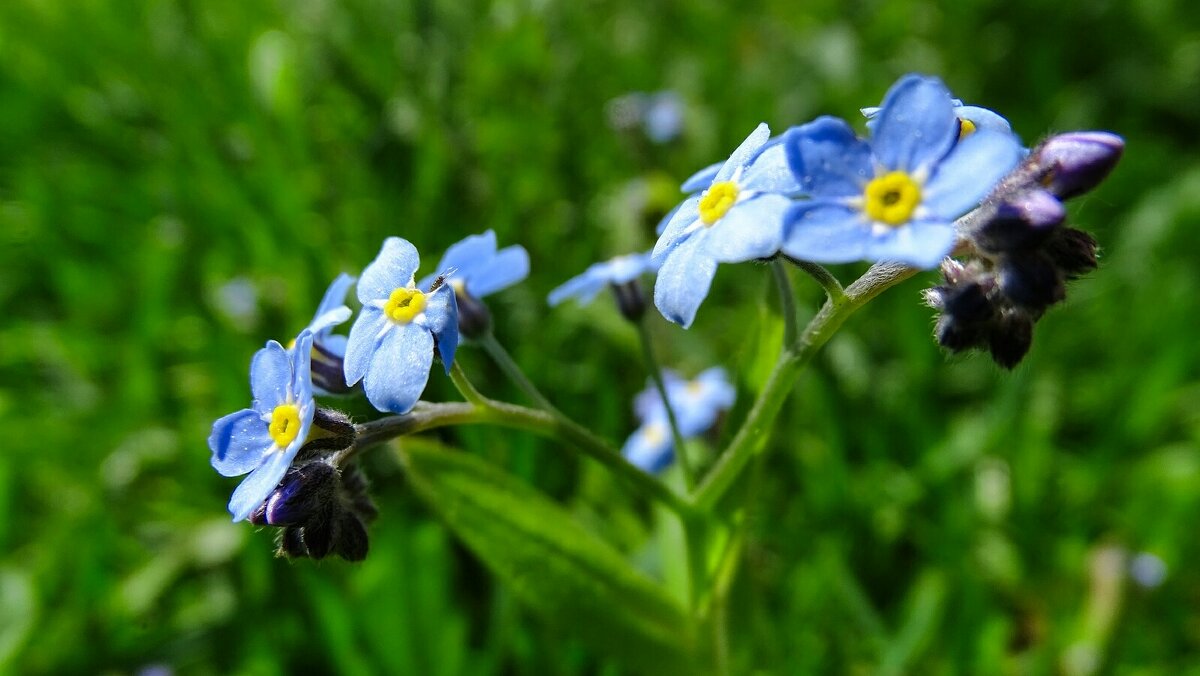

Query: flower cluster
(924, 132), (1123, 367)
(623, 368), (736, 473)
(209, 232), (528, 559)
(649, 74), (1024, 328)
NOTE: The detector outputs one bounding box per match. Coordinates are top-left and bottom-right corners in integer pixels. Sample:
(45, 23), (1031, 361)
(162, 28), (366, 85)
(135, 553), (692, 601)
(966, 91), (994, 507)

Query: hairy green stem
(351, 400), (695, 518)
(637, 318), (696, 491)
(785, 256), (847, 304)
(692, 262), (917, 511)
(771, 259), (799, 347)
(479, 331), (560, 414)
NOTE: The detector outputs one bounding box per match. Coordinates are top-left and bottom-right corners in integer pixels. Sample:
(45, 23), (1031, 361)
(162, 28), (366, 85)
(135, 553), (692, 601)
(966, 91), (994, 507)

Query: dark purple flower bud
(988, 313), (1034, 369)
(454, 289), (493, 340)
(610, 279), (647, 322)
(943, 281), (996, 323)
(301, 518), (335, 559)
(935, 314), (987, 352)
(1042, 227), (1099, 279)
(1035, 132), (1124, 200)
(260, 462), (337, 526)
(311, 343), (353, 395)
(999, 254), (1065, 310)
(280, 527), (308, 558)
(335, 514), (370, 562)
(973, 189), (1066, 253)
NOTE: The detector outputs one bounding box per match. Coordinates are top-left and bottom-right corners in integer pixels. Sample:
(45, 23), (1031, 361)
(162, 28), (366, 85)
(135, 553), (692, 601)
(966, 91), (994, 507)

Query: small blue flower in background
(417, 230), (529, 300)
(652, 124), (798, 328)
(623, 367), (736, 473)
(209, 330), (316, 522)
(304, 273), (355, 358)
(344, 237), (459, 414)
(782, 74), (1024, 269)
(862, 100), (1016, 141)
(606, 90), (686, 144)
(548, 251), (658, 307)
(299, 273), (355, 396)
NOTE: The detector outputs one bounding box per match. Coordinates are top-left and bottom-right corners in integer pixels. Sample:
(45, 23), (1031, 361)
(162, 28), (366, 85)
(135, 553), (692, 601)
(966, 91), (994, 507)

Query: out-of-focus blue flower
(343, 237), (459, 414)
(623, 367), (736, 473)
(607, 90), (687, 144)
(862, 99), (1015, 140)
(547, 251), (658, 307)
(652, 124), (797, 328)
(305, 273), (355, 358)
(417, 230), (529, 299)
(782, 74), (1023, 269)
(209, 330), (316, 522)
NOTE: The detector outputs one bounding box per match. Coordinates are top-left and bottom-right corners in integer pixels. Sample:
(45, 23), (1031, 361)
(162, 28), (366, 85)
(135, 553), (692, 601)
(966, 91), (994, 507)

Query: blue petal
(715, 123), (770, 182)
(357, 237), (420, 304)
(871, 75), (958, 174)
(695, 367), (736, 409)
(320, 333), (347, 358)
(780, 202), (871, 263)
(307, 306), (351, 339)
(289, 330), (314, 409)
(680, 162), (722, 194)
(208, 408), (271, 477)
(547, 268), (606, 307)
(227, 449), (293, 522)
(783, 117), (873, 198)
(955, 105), (1013, 134)
(312, 273), (356, 334)
(622, 421), (674, 474)
(655, 201), (683, 235)
(703, 194), (790, 263)
(741, 140), (803, 195)
(343, 307), (388, 386)
(465, 244), (530, 297)
(651, 196), (702, 265)
(863, 220), (956, 269)
(607, 251), (657, 281)
(250, 340), (291, 415)
(653, 238), (718, 329)
(922, 129), (1024, 218)
(362, 322), (435, 414)
(418, 230), (498, 290)
(424, 284), (459, 373)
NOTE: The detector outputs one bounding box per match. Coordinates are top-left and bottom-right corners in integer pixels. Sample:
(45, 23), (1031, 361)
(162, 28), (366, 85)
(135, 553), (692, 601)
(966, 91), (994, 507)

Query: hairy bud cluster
(250, 461), (378, 561)
(928, 132), (1121, 368)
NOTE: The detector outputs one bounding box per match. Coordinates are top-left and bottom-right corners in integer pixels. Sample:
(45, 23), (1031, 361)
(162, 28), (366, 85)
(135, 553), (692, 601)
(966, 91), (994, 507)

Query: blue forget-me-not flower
(623, 367), (736, 473)
(209, 330), (316, 522)
(344, 237), (459, 414)
(417, 230), (529, 300)
(652, 124), (798, 328)
(782, 74), (1024, 269)
(548, 251), (658, 307)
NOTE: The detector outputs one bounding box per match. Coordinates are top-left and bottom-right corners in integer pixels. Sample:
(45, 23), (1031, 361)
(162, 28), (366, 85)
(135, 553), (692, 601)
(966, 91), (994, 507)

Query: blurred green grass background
(0, 0), (1195, 673)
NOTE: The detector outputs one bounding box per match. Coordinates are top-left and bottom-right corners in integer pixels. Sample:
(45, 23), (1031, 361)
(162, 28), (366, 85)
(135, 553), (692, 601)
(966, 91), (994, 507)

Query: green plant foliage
(397, 441), (697, 674)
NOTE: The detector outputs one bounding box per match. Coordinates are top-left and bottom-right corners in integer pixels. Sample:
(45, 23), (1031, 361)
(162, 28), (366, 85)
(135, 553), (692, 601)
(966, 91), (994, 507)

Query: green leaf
(397, 443), (698, 673)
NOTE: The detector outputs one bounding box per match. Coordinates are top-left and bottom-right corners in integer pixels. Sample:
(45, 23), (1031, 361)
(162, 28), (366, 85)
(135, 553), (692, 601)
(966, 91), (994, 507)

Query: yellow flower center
(863, 171), (922, 226)
(384, 287), (427, 324)
(268, 404), (302, 447)
(698, 181), (739, 225)
(958, 118), (977, 140)
(644, 423), (666, 447)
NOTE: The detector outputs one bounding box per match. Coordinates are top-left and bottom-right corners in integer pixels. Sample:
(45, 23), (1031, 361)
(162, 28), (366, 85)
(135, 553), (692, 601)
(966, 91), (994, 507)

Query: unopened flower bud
(1042, 227), (1099, 279)
(973, 189), (1065, 253)
(1035, 132), (1124, 200)
(335, 514), (370, 562)
(310, 343), (353, 394)
(252, 462), (337, 527)
(454, 288), (493, 339)
(988, 312), (1034, 369)
(610, 279), (647, 322)
(998, 254), (1065, 310)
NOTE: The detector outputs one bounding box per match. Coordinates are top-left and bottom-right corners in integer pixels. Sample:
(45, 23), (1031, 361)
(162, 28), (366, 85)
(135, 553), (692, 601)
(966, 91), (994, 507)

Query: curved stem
(783, 256), (846, 304)
(637, 318), (696, 492)
(771, 259), (799, 347)
(479, 331), (560, 414)
(449, 360), (488, 407)
(350, 401), (696, 518)
(691, 262), (917, 511)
